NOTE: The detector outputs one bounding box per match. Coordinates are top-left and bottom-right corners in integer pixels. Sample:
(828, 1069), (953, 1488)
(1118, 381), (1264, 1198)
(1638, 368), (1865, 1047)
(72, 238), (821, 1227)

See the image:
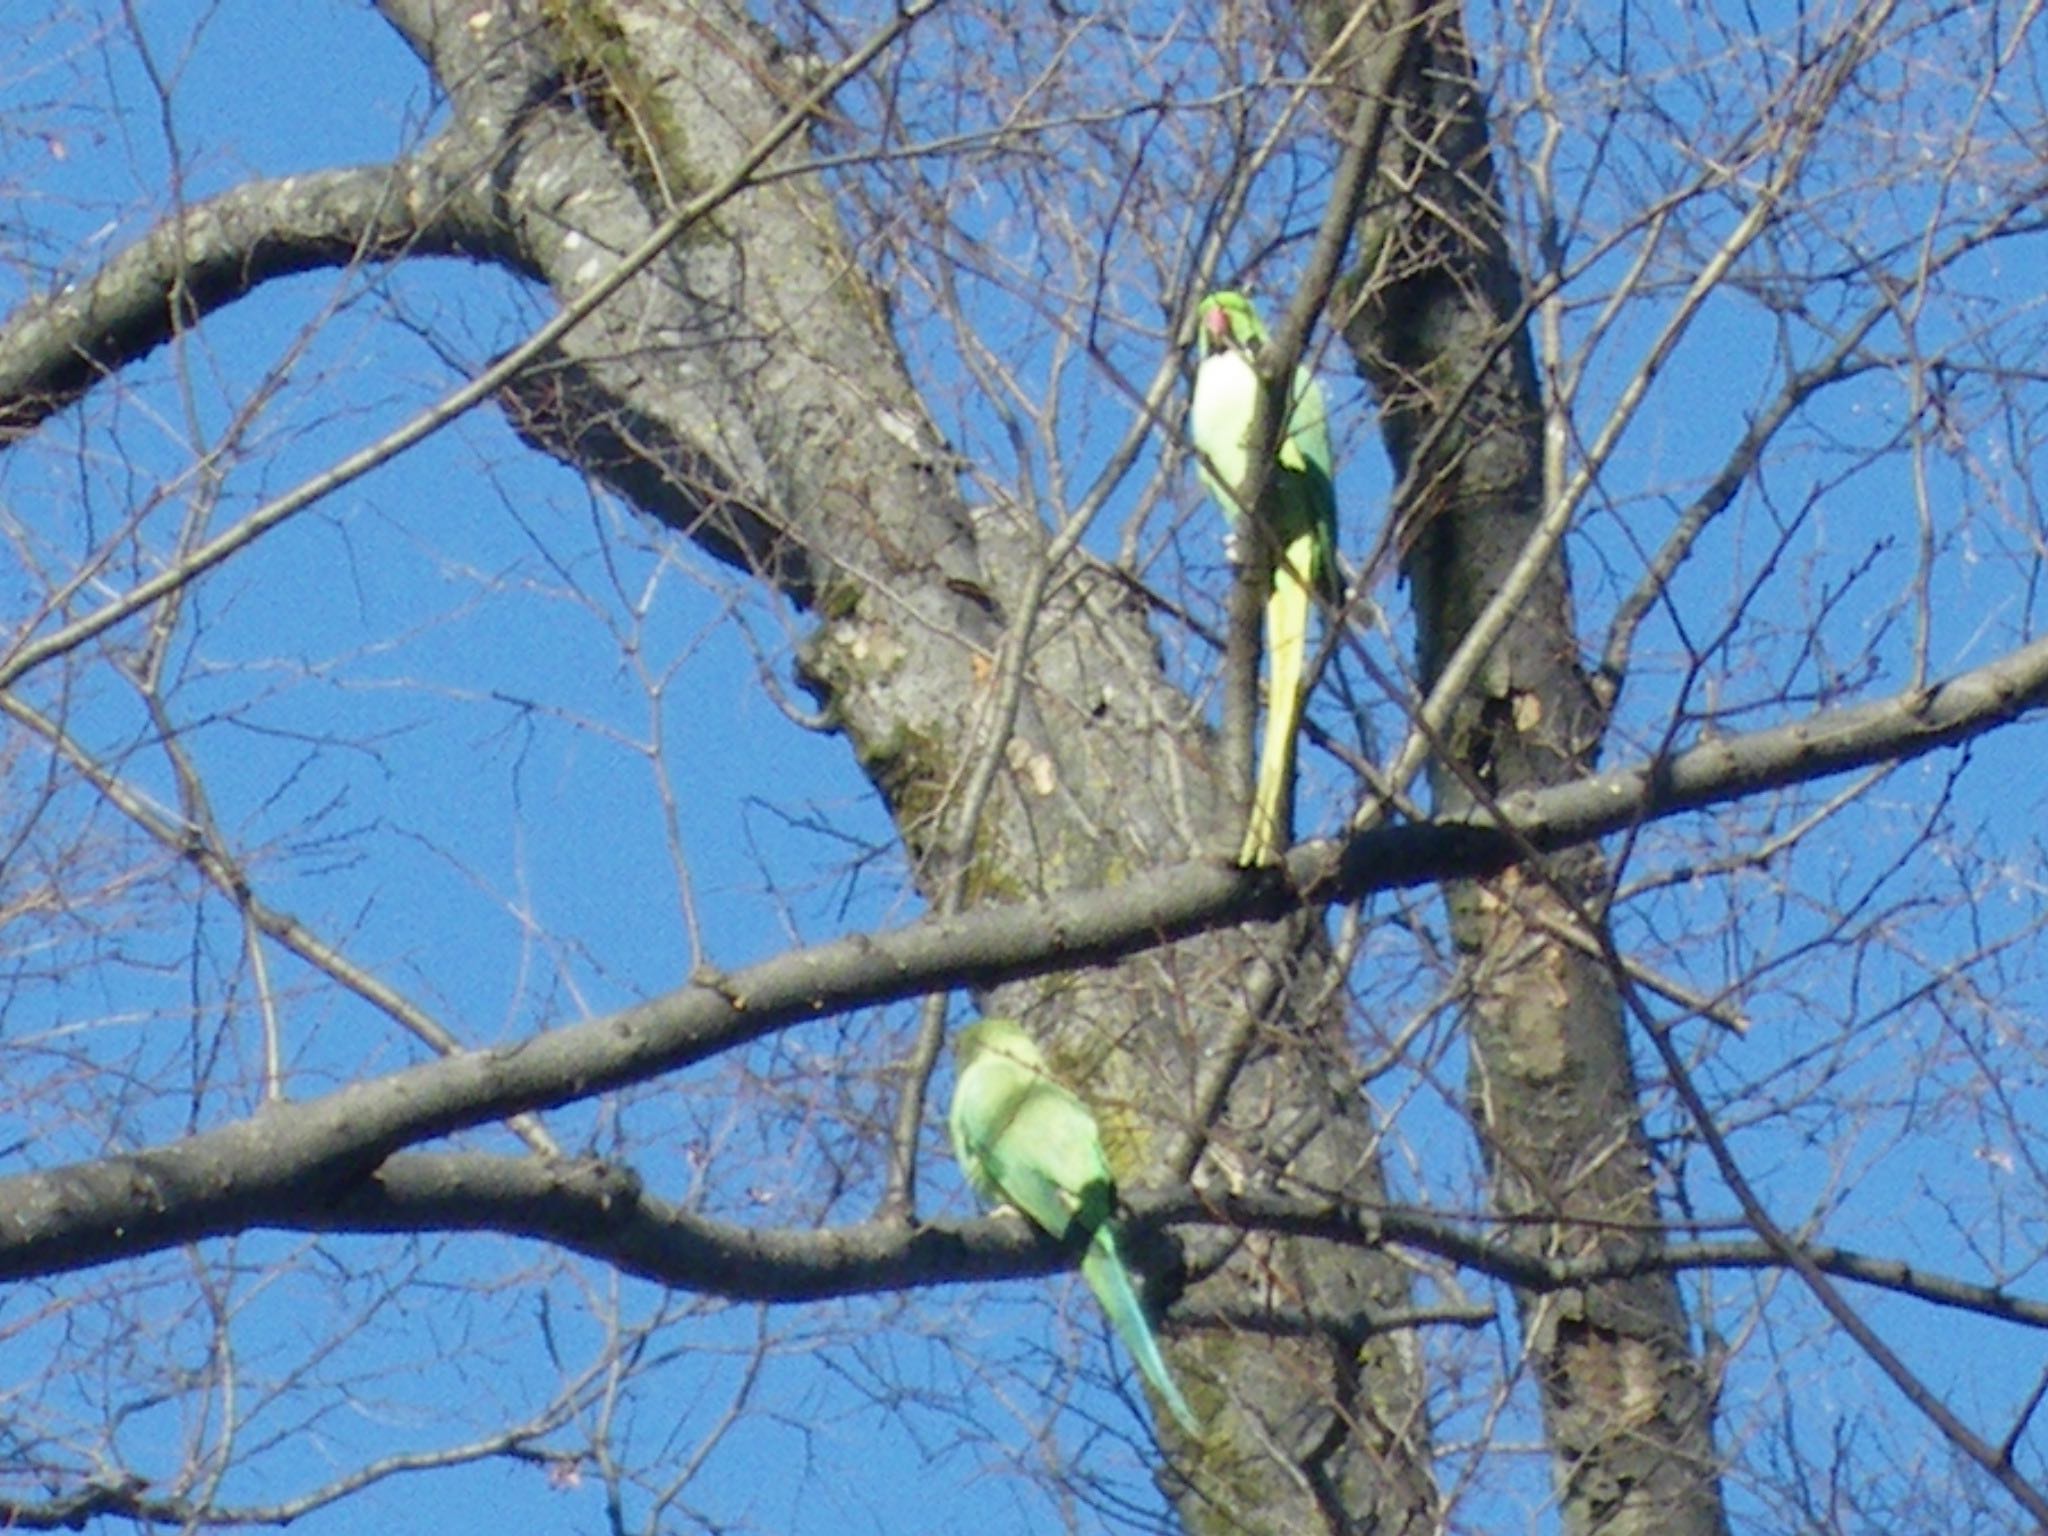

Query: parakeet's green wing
(1281, 369), (1342, 607)
(977, 1095), (1097, 1241)
(950, 1027), (1107, 1240)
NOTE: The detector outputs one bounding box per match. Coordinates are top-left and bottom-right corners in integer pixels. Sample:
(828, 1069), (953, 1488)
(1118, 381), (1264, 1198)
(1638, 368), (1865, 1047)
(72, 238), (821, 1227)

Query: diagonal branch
(292, 1156), (2048, 1338)
(1, 621), (2047, 1282)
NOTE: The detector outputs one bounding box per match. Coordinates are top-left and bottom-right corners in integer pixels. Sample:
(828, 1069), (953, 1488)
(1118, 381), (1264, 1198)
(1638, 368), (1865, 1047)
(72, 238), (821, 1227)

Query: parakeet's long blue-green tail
(1081, 1223), (1200, 1435)
(1237, 526), (1318, 867)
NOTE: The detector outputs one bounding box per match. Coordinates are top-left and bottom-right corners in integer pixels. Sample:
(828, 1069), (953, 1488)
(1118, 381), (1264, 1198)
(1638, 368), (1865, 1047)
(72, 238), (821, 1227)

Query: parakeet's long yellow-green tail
(1238, 526), (1318, 867)
(1081, 1223), (1200, 1435)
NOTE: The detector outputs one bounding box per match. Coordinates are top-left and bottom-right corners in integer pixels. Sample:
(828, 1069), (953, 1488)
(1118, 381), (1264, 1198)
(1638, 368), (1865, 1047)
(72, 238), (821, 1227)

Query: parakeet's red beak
(1204, 305), (1231, 344)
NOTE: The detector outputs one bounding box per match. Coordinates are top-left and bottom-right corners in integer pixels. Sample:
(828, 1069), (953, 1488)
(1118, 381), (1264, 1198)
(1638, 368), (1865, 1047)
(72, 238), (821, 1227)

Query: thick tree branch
(294, 1157), (2048, 1339)
(0, 1), (935, 697)
(0, 138), (516, 444)
(1474, 625), (2048, 854)
(3, 627), (2047, 1283)
(3, 1150), (2025, 1536)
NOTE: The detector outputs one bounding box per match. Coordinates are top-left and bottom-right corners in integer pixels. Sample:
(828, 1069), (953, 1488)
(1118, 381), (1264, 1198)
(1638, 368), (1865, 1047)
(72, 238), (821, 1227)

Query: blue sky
(1, 5), (1156, 1530)
(6, 2), (2048, 1532)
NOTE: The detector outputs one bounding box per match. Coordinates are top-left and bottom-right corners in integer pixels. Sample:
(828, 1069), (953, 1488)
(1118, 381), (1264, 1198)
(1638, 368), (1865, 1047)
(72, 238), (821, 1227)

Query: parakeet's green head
(954, 1017), (1045, 1071)
(1196, 290), (1268, 351)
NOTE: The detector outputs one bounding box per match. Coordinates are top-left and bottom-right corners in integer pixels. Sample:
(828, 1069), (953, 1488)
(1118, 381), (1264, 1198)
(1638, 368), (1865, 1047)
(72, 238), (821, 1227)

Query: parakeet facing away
(948, 1018), (1200, 1436)
(1189, 289), (1342, 866)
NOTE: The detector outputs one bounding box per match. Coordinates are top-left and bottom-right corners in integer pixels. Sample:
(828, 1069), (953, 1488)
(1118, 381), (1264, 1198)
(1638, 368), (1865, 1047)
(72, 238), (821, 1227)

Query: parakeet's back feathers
(948, 1019), (1201, 1436)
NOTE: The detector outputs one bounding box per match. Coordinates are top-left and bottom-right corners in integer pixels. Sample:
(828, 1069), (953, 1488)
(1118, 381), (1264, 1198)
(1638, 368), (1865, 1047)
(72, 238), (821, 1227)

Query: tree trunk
(1305, 3), (1731, 1532)
(380, 0), (1441, 1527)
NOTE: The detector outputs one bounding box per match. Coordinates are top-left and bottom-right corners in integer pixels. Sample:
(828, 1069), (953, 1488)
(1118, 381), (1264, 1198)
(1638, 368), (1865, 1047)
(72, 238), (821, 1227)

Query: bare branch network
(4, 628), (2045, 1279)
(7, 1), (2048, 1533)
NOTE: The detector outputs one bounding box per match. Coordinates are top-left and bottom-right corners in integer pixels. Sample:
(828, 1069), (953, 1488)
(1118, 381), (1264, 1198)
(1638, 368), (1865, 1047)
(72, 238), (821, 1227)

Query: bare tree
(4, 1), (2048, 1532)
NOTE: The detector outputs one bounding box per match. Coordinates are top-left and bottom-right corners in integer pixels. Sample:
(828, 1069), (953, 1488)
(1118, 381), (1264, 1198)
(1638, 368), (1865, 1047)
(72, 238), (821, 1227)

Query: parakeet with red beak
(1189, 290), (1341, 866)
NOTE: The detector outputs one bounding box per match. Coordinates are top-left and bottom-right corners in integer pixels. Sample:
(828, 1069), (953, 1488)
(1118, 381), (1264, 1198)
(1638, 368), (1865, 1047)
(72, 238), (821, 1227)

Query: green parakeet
(1189, 289), (1342, 866)
(947, 1018), (1200, 1436)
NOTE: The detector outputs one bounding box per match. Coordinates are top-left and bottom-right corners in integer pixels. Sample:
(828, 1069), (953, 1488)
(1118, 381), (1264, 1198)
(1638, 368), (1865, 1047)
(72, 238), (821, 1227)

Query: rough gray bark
(1306, 3), (1731, 1532)
(0, 146), (517, 444)
(371, 0), (1440, 1528)
(14, 1), (2046, 1531)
